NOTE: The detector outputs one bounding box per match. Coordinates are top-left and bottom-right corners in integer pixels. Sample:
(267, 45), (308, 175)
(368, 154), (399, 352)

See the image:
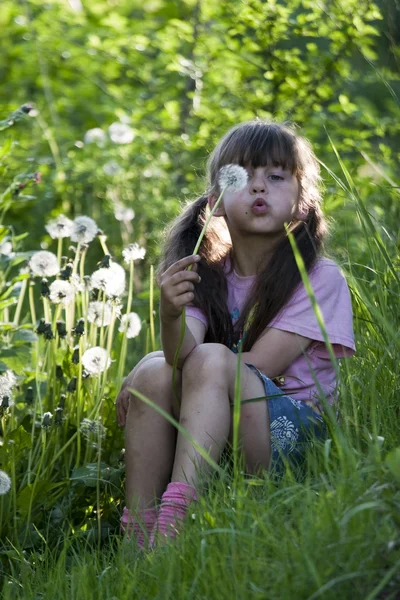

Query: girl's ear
(208, 193), (226, 217)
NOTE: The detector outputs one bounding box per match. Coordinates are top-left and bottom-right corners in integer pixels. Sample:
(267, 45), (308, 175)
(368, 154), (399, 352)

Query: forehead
(219, 126), (298, 173)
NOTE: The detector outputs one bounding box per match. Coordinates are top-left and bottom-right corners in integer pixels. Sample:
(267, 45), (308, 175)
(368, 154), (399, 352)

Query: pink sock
(120, 506), (158, 549)
(150, 482), (198, 546)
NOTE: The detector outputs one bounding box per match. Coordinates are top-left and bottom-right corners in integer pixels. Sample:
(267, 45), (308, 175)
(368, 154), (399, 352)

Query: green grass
(1, 140), (400, 597)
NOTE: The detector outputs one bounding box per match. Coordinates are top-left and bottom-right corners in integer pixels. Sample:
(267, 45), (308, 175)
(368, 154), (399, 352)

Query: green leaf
(385, 447), (400, 483)
(0, 346), (31, 372)
(70, 462), (113, 487)
(13, 329), (38, 343)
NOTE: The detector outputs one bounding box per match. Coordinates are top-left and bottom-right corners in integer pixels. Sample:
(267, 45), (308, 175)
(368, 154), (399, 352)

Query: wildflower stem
(149, 265), (156, 352)
(57, 237), (63, 266)
(116, 260), (134, 389)
(13, 277), (28, 326)
(99, 235), (110, 256)
(171, 187), (226, 406)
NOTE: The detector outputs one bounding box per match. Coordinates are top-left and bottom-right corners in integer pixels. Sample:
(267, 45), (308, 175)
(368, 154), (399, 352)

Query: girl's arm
(161, 316), (206, 368)
(159, 254), (204, 368)
(241, 327), (312, 378)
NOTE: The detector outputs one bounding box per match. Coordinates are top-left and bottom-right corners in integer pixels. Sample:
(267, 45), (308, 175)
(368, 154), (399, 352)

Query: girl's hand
(159, 254), (201, 322)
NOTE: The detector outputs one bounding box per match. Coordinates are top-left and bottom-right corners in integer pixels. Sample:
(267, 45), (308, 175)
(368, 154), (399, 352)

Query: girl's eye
(269, 175), (284, 181)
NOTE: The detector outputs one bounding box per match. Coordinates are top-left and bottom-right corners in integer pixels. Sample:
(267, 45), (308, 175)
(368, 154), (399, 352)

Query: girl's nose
(251, 175), (267, 193)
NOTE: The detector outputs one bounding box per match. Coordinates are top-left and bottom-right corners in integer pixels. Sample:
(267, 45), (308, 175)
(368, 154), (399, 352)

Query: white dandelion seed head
(119, 312), (142, 339)
(49, 280), (75, 306)
(103, 160), (122, 176)
(218, 164), (248, 192)
(71, 216), (98, 244)
(90, 262), (126, 297)
(0, 370), (17, 405)
(108, 122), (134, 145)
(0, 238), (13, 256)
(80, 418), (106, 439)
(81, 347), (111, 375)
(87, 301), (113, 327)
(84, 128), (106, 147)
(29, 251), (60, 277)
(122, 243), (146, 263)
(115, 206), (135, 223)
(0, 471), (11, 495)
(45, 215), (74, 239)
(70, 274), (85, 293)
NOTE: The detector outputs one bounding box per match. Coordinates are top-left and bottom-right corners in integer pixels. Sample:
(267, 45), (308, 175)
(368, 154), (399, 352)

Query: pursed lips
(251, 197), (269, 209)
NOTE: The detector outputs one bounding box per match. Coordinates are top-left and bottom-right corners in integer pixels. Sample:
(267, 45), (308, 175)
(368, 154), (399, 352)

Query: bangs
(217, 122), (299, 174)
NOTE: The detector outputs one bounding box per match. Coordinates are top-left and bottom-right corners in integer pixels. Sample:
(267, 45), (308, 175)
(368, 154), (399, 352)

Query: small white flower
(119, 313), (142, 339)
(49, 280), (75, 306)
(45, 215), (74, 239)
(0, 238), (13, 256)
(87, 301), (113, 326)
(29, 251), (60, 277)
(0, 370), (17, 406)
(90, 262), (126, 297)
(122, 243), (146, 263)
(218, 164), (248, 192)
(0, 471), (11, 495)
(84, 128), (106, 147)
(71, 216), (98, 244)
(115, 206), (135, 223)
(81, 347), (111, 375)
(108, 122), (134, 144)
(103, 160), (122, 176)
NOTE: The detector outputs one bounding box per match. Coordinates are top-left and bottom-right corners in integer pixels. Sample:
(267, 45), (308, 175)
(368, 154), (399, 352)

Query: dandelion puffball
(115, 206), (135, 223)
(0, 370), (17, 406)
(218, 164), (248, 192)
(90, 262), (126, 297)
(84, 128), (106, 147)
(87, 301), (113, 327)
(71, 216), (98, 244)
(119, 312), (142, 339)
(81, 347), (111, 375)
(45, 215), (74, 239)
(49, 280), (75, 306)
(0, 471), (11, 495)
(108, 122), (134, 144)
(29, 251), (60, 277)
(122, 243), (146, 263)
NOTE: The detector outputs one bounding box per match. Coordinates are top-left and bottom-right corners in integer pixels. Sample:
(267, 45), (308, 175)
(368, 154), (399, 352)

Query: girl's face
(210, 164), (303, 236)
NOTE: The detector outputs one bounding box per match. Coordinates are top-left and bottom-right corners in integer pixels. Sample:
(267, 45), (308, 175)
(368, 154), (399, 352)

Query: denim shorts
(246, 364), (328, 477)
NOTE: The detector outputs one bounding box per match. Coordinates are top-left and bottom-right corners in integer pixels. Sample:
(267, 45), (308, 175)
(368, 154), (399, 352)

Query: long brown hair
(157, 119), (329, 351)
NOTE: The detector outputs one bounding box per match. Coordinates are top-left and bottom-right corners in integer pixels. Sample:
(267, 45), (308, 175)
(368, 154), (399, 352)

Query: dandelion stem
(117, 260), (134, 389)
(13, 277), (28, 327)
(149, 265), (156, 352)
(57, 237), (63, 266)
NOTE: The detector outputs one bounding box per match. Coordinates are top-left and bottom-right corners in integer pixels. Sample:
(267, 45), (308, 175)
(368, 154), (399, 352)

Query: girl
(116, 119), (355, 549)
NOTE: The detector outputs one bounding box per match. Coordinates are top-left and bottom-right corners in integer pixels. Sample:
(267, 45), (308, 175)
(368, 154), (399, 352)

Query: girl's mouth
(251, 199), (269, 214)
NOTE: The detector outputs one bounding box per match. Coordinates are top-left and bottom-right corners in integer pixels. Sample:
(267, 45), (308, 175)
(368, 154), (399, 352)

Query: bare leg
(124, 356), (181, 510)
(171, 343), (271, 487)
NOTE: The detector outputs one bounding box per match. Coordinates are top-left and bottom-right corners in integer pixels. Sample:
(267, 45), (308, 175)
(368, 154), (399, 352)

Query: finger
(173, 281), (195, 295)
(164, 255), (200, 277)
(168, 270), (201, 286)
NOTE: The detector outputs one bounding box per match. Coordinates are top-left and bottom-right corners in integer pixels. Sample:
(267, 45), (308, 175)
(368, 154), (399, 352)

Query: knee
(182, 343), (231, 384)
(133, 356), (173, 392)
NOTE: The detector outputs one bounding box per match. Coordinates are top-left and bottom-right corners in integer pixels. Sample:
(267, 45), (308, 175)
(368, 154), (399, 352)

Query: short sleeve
(269, 259), (355, 358)
(186, 305), (208, 328)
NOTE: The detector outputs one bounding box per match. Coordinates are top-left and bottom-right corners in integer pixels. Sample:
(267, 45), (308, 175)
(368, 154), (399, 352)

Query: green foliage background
(1, 0), (399, 272)
(1, 2), (400, 593)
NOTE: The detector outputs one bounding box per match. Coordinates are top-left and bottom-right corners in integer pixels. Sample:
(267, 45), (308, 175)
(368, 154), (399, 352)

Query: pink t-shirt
(186, 256), (355, 410)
